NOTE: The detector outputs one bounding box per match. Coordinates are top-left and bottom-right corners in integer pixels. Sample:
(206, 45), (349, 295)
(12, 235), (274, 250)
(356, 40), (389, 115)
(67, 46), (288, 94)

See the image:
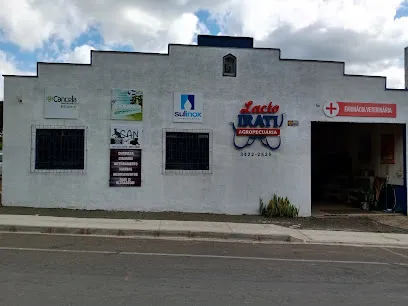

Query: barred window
(223, 54), (237, 77)
(35, 129), (85, 170)
(165, 131), (210, 172)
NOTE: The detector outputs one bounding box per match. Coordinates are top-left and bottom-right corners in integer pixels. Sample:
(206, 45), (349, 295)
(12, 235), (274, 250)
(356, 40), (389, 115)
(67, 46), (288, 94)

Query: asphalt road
(1, 233), (408, 305)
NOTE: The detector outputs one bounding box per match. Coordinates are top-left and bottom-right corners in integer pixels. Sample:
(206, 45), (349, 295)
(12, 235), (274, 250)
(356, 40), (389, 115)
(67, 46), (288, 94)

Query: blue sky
(0, 9), (221, 73)
(1, 1), (408, 97)
(395, 1), (408, 18)
(196, 10), (221, 36)
(1, 5), (407, 71)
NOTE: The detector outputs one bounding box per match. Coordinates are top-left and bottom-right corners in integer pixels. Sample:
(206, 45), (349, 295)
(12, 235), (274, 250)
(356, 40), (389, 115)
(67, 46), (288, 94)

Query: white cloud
(78, 2), (208, 53)
(0, 51), (34, 100)
(0, 0), (88, 51)
(0, 0), (209, 53)
(57, 45), (96, 64)
(0, 0), (407, 88)
(122, 7), (164, 37)
(209, 0), (408, 88)
(347, 60), (405, 89)
(168, 13), (201, 44)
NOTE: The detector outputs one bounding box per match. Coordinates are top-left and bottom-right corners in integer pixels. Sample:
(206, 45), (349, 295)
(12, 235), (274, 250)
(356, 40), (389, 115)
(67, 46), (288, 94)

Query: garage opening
(311, 122), (407, 215)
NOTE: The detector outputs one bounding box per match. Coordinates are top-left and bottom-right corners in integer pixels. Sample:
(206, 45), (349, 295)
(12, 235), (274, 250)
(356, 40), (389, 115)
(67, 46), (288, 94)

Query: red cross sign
(323, 102), (339, 117)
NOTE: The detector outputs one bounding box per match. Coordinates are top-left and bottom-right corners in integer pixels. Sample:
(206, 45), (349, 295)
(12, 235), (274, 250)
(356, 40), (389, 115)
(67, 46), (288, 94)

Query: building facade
(2, 35), (408, 216)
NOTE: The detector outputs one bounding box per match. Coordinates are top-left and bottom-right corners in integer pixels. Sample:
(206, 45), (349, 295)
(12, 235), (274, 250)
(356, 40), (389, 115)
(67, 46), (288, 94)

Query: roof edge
(2, 44), (407, 92)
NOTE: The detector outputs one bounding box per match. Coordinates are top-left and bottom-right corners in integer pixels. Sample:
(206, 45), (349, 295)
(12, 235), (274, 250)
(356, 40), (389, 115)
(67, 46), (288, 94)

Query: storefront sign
(110, 124), (142, 149)
(323, 101), (397, 118)
(230, 100), (284, 150)
(288, 120), (299, 126)
(109, 124), (142, 187)
(109, 149), (141, 187)
(44, 88), (79, 119)
(111, 89), (143, 121)
(173, 92), (203, 123)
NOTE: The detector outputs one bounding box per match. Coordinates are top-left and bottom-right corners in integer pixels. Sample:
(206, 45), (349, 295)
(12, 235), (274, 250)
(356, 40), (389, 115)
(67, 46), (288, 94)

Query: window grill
(35, 128), (85, 170)
(223, 54), (237, 77)
(165, 132), (210, 171)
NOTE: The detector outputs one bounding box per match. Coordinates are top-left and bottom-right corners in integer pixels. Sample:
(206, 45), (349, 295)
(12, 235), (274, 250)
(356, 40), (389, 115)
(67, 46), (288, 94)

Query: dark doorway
(311, 122), (406, 215)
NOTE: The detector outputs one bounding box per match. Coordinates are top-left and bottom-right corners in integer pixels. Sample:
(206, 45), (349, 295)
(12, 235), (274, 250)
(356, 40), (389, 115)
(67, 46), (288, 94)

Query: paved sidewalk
(1, 214), (408, 247)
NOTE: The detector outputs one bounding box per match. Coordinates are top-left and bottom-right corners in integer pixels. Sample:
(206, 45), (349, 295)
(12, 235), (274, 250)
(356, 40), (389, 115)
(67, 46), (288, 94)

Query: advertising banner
(44, 88), (79, 119)
(109, 124), (142, 187)
(230, 100), (283, 152)
(111, 89), (143, 121)
(110, 124), (142, 149)
(109, 149), (141, 187)
(323, 101), (397, 118)
(173, 92), (203, 123)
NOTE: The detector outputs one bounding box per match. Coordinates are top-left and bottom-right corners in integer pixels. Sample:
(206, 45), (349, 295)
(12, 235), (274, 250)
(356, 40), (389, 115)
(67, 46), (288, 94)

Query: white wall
(3, 45), (408, 216)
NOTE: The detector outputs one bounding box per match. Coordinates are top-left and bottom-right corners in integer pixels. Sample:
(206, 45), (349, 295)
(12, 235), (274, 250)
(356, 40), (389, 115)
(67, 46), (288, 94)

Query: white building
(2, 35), (408, 217)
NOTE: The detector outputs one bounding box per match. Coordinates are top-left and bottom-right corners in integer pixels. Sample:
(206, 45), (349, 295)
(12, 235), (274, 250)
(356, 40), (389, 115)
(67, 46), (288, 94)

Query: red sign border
(324, 101), (397, 118)
(337, 102), (397, 118)
(235, 128), (280, 136)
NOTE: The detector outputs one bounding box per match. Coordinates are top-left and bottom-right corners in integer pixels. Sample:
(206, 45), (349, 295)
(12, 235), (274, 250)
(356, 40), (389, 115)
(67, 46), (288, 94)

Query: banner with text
(44, 88), (79, 119)
(109, 149), (141, 187)
(173, 92), (203, 123)
(323, 101), (397, 118)
(109, 124), (142, 187)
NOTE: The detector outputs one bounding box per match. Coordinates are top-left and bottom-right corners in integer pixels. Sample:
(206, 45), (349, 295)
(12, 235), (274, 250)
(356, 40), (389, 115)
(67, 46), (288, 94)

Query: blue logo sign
(174, 93), (203, 122)
(181, 94), (195, 110)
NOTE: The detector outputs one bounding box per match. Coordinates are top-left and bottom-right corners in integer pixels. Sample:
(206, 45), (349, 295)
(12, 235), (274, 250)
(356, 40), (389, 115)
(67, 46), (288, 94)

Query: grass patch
(259, 194), (299, 218)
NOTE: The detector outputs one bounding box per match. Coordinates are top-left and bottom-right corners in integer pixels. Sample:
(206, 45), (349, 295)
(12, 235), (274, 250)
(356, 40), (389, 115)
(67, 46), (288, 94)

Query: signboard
(111, 89), (143, 121)
(230, 100), (284, 151)
(109, 124), (142, 187)
(173, 92), (203, 123)
(287, 120), (299, 127)
(110, 124), (142, 149)
(44, 88), (79, 119)
(109, 149), (141, 187)
(323, 101), (397, 118)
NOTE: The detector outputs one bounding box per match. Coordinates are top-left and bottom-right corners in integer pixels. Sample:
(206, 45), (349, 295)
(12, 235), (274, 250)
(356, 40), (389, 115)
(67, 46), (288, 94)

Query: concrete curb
(0, 225), (301, 243)
(302, 241), (408, 248)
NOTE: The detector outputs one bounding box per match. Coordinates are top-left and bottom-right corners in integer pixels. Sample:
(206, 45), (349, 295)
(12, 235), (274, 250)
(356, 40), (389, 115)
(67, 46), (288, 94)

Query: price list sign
(109, 149), (141, 187)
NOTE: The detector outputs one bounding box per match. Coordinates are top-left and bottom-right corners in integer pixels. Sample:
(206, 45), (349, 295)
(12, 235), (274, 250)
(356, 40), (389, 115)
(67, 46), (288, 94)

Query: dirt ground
(0, 206), (408, 234)
(267, 215), (408, 234)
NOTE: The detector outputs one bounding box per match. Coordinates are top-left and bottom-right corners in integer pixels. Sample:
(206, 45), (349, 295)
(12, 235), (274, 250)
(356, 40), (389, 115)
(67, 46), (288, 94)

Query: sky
(1, 0), (408, 100)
